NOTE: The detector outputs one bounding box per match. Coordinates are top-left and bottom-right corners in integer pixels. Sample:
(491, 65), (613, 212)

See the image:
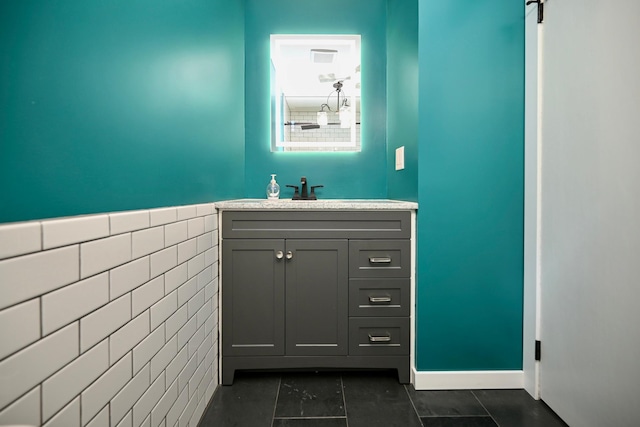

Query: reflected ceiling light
(310, 49), (338, 64)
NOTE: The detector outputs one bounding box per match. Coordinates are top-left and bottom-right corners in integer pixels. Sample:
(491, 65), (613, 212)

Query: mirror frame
(270, 34), (361, 152)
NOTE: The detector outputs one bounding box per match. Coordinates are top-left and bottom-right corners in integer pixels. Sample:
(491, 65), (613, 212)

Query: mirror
(270, 34), (361, 152)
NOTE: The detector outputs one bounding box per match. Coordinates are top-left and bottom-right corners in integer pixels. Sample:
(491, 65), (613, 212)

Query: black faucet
(287, 176), (323, 200)
(300, 177), (308, 199)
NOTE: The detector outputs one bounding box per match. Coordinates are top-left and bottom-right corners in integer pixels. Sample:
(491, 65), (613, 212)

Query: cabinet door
(222, 239), (285, 356)
(285, 239), (348, 356)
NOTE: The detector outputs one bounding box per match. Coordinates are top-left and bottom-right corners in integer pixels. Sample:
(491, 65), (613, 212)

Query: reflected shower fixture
(316, 80), (351, 128)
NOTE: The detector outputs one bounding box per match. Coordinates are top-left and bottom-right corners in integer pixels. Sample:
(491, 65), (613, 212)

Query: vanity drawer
(348, 317), (409, 356)
(349, 278), (410, 317)
(349, 240), (410, 278)
(222, 211), (410, 239)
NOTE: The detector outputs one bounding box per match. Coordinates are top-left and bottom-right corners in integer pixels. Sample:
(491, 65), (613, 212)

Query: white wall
(0, 204), (219, 427)
(539, 1), (640, 425)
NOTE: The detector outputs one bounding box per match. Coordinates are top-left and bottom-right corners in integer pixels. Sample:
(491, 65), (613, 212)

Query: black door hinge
(535, 340), (541, 361)
(526, 0), (544, 24)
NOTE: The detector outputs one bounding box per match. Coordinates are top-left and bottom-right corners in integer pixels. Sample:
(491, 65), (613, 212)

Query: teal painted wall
(386, 0), (418, 201)
(243, 0), (387, 199)
(416, 1), (525, 370)
(0, 0), (245, 223)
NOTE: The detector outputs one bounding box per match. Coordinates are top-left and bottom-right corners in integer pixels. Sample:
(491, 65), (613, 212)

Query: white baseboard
(412, 368), (524, 390)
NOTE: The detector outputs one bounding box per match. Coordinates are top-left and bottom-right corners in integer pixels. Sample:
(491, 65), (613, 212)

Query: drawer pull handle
(368, 333), (391, 343)
(369, 257), (392, 264)
(369, 296), (392, 303)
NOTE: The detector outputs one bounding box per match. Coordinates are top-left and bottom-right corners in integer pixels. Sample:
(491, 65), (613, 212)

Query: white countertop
(214, 199), (418, 211)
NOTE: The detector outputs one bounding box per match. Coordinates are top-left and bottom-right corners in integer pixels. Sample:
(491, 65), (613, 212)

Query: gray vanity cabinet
(222, 239), (348, 358)
(221, 210), (412, 385)
(221, 239), (285, 356)
(284, 239), (349, 356)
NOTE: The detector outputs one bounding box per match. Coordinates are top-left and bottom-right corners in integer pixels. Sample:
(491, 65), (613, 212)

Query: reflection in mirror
(270, 35), (361, 152)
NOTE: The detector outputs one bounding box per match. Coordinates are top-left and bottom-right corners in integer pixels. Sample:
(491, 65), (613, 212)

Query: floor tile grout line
(471, 390), (501, 427)
(341, 375), (349, 427)
(274, 416), (348, 420)
(270, 375), (282, 427)
(403, 383), (425, 427)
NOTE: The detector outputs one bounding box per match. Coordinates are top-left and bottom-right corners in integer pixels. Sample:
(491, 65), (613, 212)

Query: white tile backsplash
(132, 277), (164, 318)
(166, 385), (188, 427)
(43, 397), (80, 427)
(150, 246), (177, 279)
(177, 353), (197, 397)
(150, 336), (177, 381)
(132, 227), (165, 259)
(187, 218), (204, 239)
(110, 256), (150, 300)
(133, 325), (165, 374)
(165, 346), (188, 388)
(0, 221), (41, 260)
(0, 322), (79, 409)
(110, 363), (150, 427)
(165, 306), (188, 341)
(150, 207), (177, 227)
(187, 324), (205, 359)
(164, 263), (188, 294)
(0, 385), (40, 426)
(203, 215), (215, 233)
(196, 266), (213, 291)
(110, 210), (150, 235)
(150, 291), (178, 331)
(177, 239), (197, 265)
(80, 294), (131, 353)
(186, 253), (205, 279)
(195, 204), (214, 217)
(179, 389), (198, 427)
(81, 352), (132, 425)
(0, 202), (219, 427)
(165, 221), (188, 248)
(196, 232), (212, 255)
(86, 405), (109, 427)
(110, 311), (150, 364)
(177, 317), (197, 351)
(176, 206), (197, 221)
(0, 298), (40, 359)
(114, 410), (133, 427)
(81, 234), (132, 279)
(42, 339), (109, 421)
(0, 245), (79, 310)
(177, 277), (198, 308)
(150, 377), (178, 427)
(42, 215), (109, 250)
(187, 290), (206, 320)
(132, 372), (164, 427)
(42, 272), (109, 336)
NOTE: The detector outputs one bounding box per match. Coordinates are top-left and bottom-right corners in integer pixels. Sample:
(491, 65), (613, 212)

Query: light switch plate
(395, 146), (405, 171)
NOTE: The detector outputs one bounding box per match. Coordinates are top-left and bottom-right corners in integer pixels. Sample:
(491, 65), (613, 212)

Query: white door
(538, 1), (640, 426)
(522, 0), (542, 399)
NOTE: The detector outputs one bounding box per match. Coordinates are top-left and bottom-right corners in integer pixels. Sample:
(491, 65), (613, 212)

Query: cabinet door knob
(276, 251), (284, 259)
(285, 251), (293, 260)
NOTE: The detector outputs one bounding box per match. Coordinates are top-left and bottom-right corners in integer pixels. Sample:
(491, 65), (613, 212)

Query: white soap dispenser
(266, 174), (280, 199)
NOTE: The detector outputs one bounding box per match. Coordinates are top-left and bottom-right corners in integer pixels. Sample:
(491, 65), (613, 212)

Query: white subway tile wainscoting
(0, 203), (219, 427)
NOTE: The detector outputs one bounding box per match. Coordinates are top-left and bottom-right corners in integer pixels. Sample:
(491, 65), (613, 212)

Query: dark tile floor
(198, 371), (568, 427)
